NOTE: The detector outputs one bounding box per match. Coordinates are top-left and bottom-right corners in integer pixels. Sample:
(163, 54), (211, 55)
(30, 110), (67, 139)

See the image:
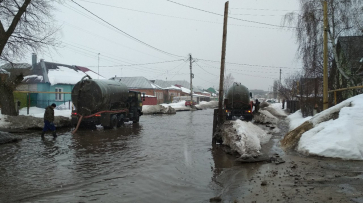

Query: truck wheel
(117, 116), (124, 128)
(133, 113), (139, 123)
(109, 115), (117, 129)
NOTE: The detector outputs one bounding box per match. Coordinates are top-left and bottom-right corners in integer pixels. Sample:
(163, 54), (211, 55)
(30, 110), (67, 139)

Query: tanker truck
(71, 76), (143, 129)
(224, 82), (254, 121)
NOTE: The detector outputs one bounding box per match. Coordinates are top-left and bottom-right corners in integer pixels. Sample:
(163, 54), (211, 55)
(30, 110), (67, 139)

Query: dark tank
(71, 77), (143, 129)
(72, 79), (129, 116)
(224, 82), (253, 120)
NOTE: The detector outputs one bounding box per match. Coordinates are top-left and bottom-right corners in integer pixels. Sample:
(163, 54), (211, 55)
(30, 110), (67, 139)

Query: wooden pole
(218, 1), (229, 125)
(323, 0), (329, 110)
(334, 91), (337, 105)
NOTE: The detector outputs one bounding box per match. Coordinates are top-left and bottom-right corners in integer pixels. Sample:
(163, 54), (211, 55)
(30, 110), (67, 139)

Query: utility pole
(218, 1), (229, 125)
(98, 53), (100, 79)
(189, 54), (193, 106)
(279, 69), (282, 102)
(323, 0), (328, 110)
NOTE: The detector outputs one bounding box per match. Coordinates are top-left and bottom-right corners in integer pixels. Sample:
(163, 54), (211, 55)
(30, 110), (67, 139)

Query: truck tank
(71, 78), (129, 116)
(225, 83), (251, 109)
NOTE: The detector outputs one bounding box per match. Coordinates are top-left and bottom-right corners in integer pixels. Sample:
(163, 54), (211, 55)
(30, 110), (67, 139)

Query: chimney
(32, 53), (37, 69)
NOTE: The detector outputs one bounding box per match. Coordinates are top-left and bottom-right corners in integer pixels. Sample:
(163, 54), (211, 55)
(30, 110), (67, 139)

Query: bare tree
(223, 73), (234, 96)
(0, 0), (61, 115)
(278, 72), (303, 100)
(282, 0), (363, 92)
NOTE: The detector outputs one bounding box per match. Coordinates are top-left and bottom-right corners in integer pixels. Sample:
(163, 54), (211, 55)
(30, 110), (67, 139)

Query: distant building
(110, 77), (166, 104)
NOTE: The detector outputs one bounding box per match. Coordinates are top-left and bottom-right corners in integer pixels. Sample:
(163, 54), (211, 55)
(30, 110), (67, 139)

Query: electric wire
(74, 0), (290, 30)
(166, 0), (300, 29)
(71, 0), (184, 58)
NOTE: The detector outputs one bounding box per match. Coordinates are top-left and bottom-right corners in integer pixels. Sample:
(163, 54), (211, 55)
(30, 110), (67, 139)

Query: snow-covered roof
(0, 63), (31, 70)
(19, 61), (104, 85)
(23, 75), (43, 83)
(163, 85), (182, 90)
(0, 68), (9, 75)
(111, 77), (161, 89)
(180, 87), (191, 94)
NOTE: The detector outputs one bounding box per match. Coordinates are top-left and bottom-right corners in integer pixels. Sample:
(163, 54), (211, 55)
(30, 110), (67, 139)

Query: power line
(231, 8), (299, 12)
(70, 0), (184, 58)
(75, 0), (290, 30)
(194, 61), (218, 76)
(87, 59), (185, 67)
(166, 0), (299, 29)
(197, 58), (301, 69)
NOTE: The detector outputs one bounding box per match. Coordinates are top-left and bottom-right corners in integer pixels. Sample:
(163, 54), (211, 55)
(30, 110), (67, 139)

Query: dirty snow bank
(160, 100), (217, 111)
(287, 110), (312, 131)
(297, 94), (363, 160)
(254, 110), (279, 124)
(0, 114), (9, 128)
(222, 120), (272, 158)
(142, 105), (176, 114)
(161, 101), (191, 111)
(19, 107), (71, 118)
(195, 101), (218, 109)
(265, 103), (287, 117)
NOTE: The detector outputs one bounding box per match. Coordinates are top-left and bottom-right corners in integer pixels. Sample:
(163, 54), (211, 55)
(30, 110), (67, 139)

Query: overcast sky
(22, 0), (302, 91)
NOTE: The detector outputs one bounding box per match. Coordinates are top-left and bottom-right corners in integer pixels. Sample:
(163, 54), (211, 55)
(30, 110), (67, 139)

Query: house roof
(21, 61), (104, 85)
(111, 77), (161, 89)
(152, 79), (200, 92)
(0, 68), (10, 75)
(0, 63), (31, 70)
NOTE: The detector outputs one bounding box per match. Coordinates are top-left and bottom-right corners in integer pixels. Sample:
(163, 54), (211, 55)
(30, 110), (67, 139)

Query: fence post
(334, 91), (337, 105)
(69, 100), (70, 110)
(27, 93), (30, 115)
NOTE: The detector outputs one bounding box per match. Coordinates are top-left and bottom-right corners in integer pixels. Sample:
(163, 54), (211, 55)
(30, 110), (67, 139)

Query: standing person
(282, 99), (286, 109)
(41, 103), (57, 138)
(254, 99), (260, 113)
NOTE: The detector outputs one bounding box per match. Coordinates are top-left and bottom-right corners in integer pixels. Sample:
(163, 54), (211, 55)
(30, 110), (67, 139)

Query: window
(55, 88), (63, 101)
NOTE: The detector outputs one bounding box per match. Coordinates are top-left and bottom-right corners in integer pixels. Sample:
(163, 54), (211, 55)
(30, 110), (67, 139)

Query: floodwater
(0, 109), (258, 203)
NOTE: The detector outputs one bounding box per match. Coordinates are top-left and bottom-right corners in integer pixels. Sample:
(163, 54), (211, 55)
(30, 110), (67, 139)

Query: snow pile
(222, 120), (272, 158)
(195, 101), (218, 109)
(296, 94), (363, 160)
(18, 107), (72, 118)
(265, 103), (287, 117)
(253, 110), (279, 124)
(0, 114), (9, 128)
(142, 105), (176, 114)
(56, 102), (73, 110)
(161, 101), (191, 111)
(287, 110), (312, 131)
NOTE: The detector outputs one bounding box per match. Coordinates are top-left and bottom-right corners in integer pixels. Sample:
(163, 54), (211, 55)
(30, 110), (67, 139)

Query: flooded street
(0, 109), (253, 203)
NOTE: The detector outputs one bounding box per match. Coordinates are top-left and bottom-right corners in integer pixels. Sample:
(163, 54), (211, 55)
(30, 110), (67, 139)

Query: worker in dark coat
(41, 103), (57, 138)
(254, 99), (260, 113)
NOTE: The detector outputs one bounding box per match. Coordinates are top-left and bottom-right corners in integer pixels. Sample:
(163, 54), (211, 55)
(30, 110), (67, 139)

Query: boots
(41, 131), (45, 138)
(52, 131), (57, 138)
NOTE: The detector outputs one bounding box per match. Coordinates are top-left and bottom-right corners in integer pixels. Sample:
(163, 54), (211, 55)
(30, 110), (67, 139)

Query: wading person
(41, 103), (57, 138)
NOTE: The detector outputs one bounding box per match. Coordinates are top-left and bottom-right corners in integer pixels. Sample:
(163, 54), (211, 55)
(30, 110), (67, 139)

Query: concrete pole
(218, 1), (229, 125)
(323, 0), (329, 110)
(189, 54), (193, 105)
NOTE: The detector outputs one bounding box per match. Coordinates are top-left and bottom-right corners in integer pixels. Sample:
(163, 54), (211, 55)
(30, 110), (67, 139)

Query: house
(7, 54), (104, 108)
(110, 77), (165, 104)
